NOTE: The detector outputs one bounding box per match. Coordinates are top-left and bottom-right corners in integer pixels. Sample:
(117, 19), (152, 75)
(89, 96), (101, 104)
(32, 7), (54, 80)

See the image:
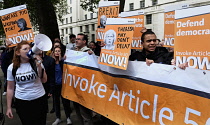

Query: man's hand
(88, 50), (93, 55)
(48, 93), (52, 97)
(158, 41), (164, 47)
(178, 62), (188, 70)
(100, 41), (105, 47)
(146, 58), (154, 66)
(171, 59), (175, 65)
(171, 59), (188, 70)
(141, 27), (147, 33)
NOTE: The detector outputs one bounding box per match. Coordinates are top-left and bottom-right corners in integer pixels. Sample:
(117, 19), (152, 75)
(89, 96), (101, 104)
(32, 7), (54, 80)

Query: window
(152, 0), (158, 6)
(85, 25), (89, 33)
(62, 19), (64, 24)
(70, 17), (72, 23)
(61, 29), (64, 35)
(146, 14), (152, 24)
(65, 8), (68, 14)
(70, 28), (73, 34)
(70, 7), (72, 13)
(92, 24), (95, 31)
(140, 0), (145, 8)
(92, 34), (95, 42)
(129, 3), (134, 11)
(90, 13), (93, 19)
(80, 26), (83, 32)
(84, 14), (87, 20)
(66, 28), (68, 34)
(66, 18), (68, 24)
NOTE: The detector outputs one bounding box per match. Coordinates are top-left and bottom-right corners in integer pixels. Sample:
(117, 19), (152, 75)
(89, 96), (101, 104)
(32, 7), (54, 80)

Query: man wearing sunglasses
(129, 30), (172, 65)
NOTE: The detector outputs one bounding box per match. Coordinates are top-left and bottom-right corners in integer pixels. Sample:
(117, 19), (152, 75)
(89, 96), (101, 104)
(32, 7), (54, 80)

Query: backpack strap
(12, 66), (18, 79)
(29, 59), (38, 76)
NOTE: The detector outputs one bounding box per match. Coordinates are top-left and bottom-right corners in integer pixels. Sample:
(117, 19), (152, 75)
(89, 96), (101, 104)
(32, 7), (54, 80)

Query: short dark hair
(54, 38), (61, 43)
(77, 33), (88, 45)
(89, 41), (96, 46)
(69, 34), (76, 39)
(141, 30), (156, 42)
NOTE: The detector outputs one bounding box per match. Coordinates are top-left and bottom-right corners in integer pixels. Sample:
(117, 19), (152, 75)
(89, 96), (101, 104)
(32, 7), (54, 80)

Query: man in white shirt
(66, 34), (76, 50)
(73, 33), (93, 125)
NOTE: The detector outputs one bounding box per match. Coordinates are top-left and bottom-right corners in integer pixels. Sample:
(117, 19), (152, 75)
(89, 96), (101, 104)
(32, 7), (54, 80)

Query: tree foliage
(2, 0), (66, 29)
(55, 0), (69, 23)
(80, 0), (100, 12)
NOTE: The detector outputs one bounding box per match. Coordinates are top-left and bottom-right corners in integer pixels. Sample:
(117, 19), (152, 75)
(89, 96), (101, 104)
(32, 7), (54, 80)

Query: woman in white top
(6, 41), (47, 125)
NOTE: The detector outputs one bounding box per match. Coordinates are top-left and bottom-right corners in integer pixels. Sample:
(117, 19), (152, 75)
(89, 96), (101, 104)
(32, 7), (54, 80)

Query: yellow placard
(164, 4), (189, 48)
(0, 5), (34, 46)
(120, 11), (144, 49)
(96, 1), (120, 42)
(175, 5), (210, 70)
(98, 18), (135, 70)
(164, 11), (175, 48)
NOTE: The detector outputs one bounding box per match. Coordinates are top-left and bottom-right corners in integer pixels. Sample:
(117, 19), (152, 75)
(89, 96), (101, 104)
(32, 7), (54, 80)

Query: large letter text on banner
(63, 50), (210, 125)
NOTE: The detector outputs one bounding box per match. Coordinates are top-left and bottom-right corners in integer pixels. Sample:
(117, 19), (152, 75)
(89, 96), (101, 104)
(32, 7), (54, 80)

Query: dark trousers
(73, 102), (93, 125)
(54, 84), (72, 119)
(42, 83), (52, 112)
(101, 116), (119, 125)
(3, 78), (7, 92)
(15, 95), (47, 125)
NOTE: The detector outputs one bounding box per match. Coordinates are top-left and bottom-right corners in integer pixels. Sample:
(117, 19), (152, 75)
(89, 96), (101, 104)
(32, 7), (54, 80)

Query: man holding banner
(73, 33), (94, 125)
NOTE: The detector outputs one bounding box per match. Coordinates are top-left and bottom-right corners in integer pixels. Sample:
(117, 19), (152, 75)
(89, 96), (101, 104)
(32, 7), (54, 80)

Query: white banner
(63, 50), (210, 125)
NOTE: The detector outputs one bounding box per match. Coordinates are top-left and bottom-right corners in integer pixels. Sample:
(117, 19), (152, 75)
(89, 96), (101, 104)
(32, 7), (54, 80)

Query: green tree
(80, 0), (100, 12)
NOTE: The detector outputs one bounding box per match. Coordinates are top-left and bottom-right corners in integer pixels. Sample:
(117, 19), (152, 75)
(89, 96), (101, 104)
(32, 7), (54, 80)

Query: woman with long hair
(48, 41), (63, 113)
(46, 40), (64, 57)
(6, 41), (47, 125)
(51, 46), (72, 125)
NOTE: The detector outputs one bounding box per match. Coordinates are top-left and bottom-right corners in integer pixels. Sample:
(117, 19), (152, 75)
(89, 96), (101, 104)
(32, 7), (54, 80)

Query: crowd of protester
(0, 27), (188, 125)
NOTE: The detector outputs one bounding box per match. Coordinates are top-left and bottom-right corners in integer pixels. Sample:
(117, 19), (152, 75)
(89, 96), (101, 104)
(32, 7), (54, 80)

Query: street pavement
(0, 69), (106, 125)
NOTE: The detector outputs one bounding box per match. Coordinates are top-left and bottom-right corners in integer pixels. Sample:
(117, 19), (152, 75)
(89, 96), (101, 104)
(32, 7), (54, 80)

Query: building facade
(58, 0), (210, 45)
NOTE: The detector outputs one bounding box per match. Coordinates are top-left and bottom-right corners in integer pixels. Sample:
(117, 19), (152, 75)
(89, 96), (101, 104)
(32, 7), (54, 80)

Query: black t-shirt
(129, 47), (173, 65)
